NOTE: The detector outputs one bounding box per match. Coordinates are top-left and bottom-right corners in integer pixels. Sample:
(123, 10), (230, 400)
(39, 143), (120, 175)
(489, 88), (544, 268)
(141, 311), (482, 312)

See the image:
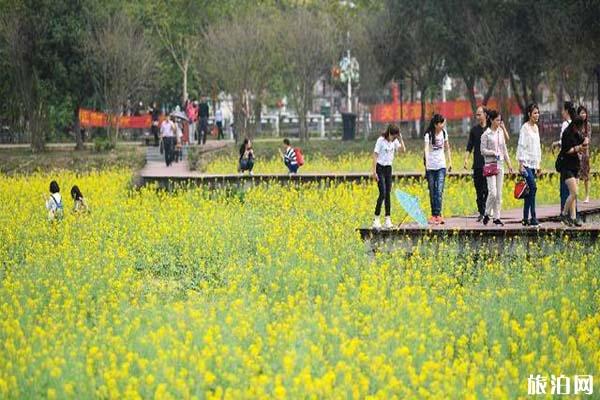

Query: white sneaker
(383, 216), (394, 229)
(372, 217), (382, 229)
(584, 197), (590, 203)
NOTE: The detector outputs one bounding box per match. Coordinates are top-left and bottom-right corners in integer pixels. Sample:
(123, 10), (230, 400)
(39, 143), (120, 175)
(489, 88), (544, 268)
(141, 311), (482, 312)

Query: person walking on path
(160, 117), (176, 166)
(577, 105), (592, 203)
(553, 101), (578, 212)
(215, 106), (224, 140)
(516, 103), (542, 227)
(149, 101), (160, 147)
(198, 97), (210, 145)
(480, 110), (513, 226)
(559, 117), (588, 227)
(238, 138), (255, 175)
(464, 106), (488, 221)
(372, 124), (404, 229)
(186, 100), (198, 144)
(424, 114), (452, 225)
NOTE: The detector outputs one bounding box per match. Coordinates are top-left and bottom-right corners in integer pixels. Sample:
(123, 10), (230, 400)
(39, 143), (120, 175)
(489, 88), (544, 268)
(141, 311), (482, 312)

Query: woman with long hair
(559, 117), (588, 226)
(238, 138), (255, 175)
(577, 105), (592, 202)
(480, 110), (513, 226)
(554, 101), (578, 211)
(424, 114), (452, 224)
(372, 124), (404, 229)
(516, 103), (542, 227)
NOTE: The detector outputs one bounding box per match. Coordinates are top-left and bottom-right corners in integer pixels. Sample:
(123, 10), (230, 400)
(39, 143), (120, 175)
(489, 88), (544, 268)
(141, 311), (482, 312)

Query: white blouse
(516, 122), (541, 169)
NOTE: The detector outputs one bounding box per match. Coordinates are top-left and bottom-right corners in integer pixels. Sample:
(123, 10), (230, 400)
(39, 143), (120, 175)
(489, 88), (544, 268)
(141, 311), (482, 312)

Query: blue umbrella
(395, 189), (428, 227)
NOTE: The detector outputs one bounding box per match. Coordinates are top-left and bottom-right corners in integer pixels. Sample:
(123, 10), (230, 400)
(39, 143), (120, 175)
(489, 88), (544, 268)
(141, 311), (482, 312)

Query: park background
(1, 1), (600, 399)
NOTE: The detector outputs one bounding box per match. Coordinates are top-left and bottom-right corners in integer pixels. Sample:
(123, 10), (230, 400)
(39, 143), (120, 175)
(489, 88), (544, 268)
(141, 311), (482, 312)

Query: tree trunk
(410, 77), (417, 138)
(419, 84), (426, 137)
(30, 107), (46, 153)
(254, 99), (262, 137)
(74, 105), (84, 150)
(482, 75), (498, 106)
(557, 75), (564, 116)
(182, 62), (189, 104)
(510, 73), (526, 115)
(233, 95), (245, 143)
(464, 76), (477, 115)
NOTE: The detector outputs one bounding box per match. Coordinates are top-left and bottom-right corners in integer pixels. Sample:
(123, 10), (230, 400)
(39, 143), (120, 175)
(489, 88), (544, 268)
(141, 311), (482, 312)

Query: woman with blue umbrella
(372, 124), (405, 229)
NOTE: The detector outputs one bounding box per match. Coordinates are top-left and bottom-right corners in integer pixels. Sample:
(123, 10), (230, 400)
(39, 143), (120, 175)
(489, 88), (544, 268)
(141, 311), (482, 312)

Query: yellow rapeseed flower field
(0, 168), (599, 399)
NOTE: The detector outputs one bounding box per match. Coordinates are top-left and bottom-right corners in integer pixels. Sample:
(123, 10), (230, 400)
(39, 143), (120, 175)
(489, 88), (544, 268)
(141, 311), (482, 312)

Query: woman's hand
(372, 171), (379, 182)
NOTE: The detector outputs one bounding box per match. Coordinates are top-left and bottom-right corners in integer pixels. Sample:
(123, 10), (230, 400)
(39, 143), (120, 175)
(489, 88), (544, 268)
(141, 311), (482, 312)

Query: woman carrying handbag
(480, 110), (513, 226)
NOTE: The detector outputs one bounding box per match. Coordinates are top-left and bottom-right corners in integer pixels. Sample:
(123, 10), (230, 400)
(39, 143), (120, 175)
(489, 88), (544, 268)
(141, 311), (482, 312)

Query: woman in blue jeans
(238, 138), (255, 175)
(516, 103), (542, 227)
(424, 114), (452, 225)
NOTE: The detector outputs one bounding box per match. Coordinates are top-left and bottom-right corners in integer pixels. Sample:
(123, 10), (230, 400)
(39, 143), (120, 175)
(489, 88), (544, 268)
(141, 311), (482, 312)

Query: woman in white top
(424, 114), (452, 224)
(516, 103), (542, 227)
(372, 124), (404, 229)
(480, 110), (513, 226)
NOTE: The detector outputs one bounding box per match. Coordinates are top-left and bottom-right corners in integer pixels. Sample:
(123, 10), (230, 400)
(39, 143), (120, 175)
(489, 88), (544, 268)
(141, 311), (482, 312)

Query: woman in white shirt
(516, 103), (542, 227)
(372, 124), (404, 229)
(424, 114), (452, 224)
(480, 110), (513, 226)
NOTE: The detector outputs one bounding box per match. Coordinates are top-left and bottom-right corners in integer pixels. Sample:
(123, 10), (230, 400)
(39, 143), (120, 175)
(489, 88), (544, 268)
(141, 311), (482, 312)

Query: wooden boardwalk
(358, 201), (600, 252)
(139, 166), (600, 188)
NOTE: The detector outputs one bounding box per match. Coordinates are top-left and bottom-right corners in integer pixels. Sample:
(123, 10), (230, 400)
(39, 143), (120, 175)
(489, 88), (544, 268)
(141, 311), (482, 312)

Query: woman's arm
(445, 137), (452, 171)
(423, 136), (429, 167)
(480, 134), (495, 156)
(372, 152), (379, 181)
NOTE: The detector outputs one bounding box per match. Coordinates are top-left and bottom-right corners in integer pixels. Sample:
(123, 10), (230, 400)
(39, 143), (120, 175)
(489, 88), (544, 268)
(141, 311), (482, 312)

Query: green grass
(0, 145), (146, 175)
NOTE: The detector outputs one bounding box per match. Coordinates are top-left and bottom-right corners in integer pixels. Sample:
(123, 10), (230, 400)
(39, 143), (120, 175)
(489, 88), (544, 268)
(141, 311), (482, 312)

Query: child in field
(279, 138), (299, 175)
(71, 185), (88, 213)
(45, 180), (64, 221)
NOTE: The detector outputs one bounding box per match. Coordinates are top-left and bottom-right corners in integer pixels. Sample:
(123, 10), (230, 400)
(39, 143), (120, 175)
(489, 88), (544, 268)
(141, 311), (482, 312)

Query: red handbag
(514, 179), (530, 199)
(483, 163), (499, 177)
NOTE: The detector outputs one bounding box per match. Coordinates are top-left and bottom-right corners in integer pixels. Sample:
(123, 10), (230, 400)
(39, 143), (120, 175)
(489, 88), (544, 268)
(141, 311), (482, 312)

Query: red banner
(79, 108), (164, 129)
(371, 98), (522, 123)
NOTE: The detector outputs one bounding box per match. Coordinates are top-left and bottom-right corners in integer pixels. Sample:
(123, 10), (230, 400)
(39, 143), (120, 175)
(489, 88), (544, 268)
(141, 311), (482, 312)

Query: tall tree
(278, 9), (337, 141)
(372, 0), (447, 135)
(203, 10), (280, 141)
(86, 13), (156, 146)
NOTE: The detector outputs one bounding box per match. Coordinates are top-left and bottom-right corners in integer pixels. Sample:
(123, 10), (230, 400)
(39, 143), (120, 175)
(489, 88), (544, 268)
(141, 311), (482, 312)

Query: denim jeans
(375, 164), (392, 216)
(240, 158), (254, 172)
(523, 167), (537, 221)
(426, 168), (446, 216)
(285, 161), (298, 174)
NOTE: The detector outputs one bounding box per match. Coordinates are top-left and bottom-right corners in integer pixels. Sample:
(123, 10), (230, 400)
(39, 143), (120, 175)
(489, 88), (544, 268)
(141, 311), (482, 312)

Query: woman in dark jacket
(559, 117), (588, 226)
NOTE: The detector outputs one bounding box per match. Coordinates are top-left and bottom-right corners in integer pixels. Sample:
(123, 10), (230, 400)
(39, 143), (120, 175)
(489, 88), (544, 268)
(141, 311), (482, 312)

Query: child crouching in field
(45, 180), (64, 221)
(71, 185), (89, 213)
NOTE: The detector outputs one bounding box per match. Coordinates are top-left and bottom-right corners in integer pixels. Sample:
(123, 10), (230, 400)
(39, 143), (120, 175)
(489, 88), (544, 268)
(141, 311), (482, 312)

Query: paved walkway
(139, 140), (232, 177)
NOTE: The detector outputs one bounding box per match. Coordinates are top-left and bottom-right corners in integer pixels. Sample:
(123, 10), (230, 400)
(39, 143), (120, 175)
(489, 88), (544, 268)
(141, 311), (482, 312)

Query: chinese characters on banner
(79, 108), (165, 129)
(370, 98), (522, 123)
